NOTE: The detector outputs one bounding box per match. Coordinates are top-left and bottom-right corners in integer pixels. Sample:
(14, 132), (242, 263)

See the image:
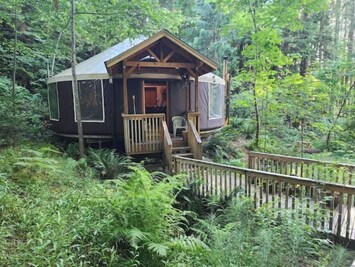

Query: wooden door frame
(141, 80), (169, 126)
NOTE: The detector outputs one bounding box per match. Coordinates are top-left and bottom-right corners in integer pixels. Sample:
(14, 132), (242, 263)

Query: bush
(0, 77), (50, 146)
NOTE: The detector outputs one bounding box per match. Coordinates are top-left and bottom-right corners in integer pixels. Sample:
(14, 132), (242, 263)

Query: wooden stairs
(172, 139), (193, 158)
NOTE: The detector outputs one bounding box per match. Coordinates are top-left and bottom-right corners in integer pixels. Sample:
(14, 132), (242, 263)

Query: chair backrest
(172, 116), (186, 127)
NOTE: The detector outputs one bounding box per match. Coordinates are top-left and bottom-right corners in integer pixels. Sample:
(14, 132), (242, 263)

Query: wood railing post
(248, 151), (354, 185)
(122, 113), (165, 155)
(173, 155), (355, 241)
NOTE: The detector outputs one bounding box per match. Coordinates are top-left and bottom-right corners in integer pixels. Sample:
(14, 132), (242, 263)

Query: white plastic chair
(172, 116), (187, 138)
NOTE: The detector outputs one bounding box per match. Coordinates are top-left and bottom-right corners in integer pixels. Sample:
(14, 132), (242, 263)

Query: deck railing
(122, 113), (165, 155)
(162, 120), (173, 173)
(187, 112), (200, 133)
(187, 120), (202, 159)
(174, 155), (355, 241)
(248, 151), (355, 185)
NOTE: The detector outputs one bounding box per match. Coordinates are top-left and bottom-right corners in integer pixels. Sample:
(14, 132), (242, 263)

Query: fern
(147, 242), (169, 257)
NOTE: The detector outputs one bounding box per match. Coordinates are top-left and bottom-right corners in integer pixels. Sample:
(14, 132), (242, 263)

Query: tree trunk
(71, 0), (85, 157)
(347, 0), (355, 58)
(252, 82), (260, 148)
(326, 82), (355, 147)
(12, 5), (18, 146)
(334, 0), (341, 45)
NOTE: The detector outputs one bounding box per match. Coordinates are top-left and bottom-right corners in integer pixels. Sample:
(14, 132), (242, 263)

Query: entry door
(143, 82), (168, 117)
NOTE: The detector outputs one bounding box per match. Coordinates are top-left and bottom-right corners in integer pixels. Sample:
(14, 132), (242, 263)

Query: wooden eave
(105, 29), (218, 76)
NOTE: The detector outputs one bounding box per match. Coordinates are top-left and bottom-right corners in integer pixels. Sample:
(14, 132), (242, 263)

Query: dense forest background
(1, 1), (355, 266)
(0, 0), (354, 161)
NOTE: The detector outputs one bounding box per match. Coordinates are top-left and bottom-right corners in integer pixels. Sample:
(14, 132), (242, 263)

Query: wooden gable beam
(186, 68), (196, 78)
(161, 39), (193, 63)
(147, 48), (161, 62)
(126, 66), (137, 78)
(163, 50), (175, 62)
(125, 61), (196, 69)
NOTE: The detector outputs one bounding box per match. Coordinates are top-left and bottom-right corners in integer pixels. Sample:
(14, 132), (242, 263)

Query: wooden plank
(163, 50), (175, 62)
(347, 194), (352, 239)
(248, 151), (355, 169)
(147, 48), (161, 62)
(122, 62), (128, 114)
(195, 75), (199, 112)
(125, 61), (196, 68)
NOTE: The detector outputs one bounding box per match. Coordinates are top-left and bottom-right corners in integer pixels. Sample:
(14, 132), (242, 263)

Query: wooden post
(123, 61), (128, 114)
(141, 81), (145, 114)
(185, 74), (190, 113)
(195, 75), (199, 112)
(223, 57), (231, 124)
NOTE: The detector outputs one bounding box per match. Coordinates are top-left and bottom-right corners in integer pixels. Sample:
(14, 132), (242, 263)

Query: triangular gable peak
(105, 29), (218, 78)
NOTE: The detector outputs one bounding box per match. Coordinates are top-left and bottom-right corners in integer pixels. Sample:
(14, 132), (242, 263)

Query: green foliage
(0, 76), (49, 145)
(203, 130), (236, 162)
(170, 197), (355, 266)
(86, 148), (135, 179)
(1, 146), (354, 266)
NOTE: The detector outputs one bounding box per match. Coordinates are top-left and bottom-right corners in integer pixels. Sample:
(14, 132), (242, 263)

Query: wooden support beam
(186, 68), (196, 78)
(159, 41), (164, 61)
(125, 61), (195, 69)
(141, 81), (145, 114)
(147, 48), (161, 62)
(126, 66), (136, 78)
(161, 39), (193, 62)
(122, 62), (128, 114)
(195, 75), (199, 112)
(185, 74), (190, 113)
(163, 50), (175, 62)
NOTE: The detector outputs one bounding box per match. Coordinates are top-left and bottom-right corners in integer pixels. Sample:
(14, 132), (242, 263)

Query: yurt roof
(48, 32), (223, 84)
(48, 36), (147, 83)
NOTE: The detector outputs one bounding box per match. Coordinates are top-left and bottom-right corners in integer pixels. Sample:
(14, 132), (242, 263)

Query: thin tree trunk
(347, 0), (355, 58)
(12, 5), (18, 146)
(252, 80), (260, 148)
(71, 0), (84, 157)
(334, 0), (341, 45)
(326, 82), (355, 147)
(250, 0), (260, 148)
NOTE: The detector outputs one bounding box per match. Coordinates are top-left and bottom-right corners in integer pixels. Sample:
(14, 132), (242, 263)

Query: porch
(122, 112), (202, 170)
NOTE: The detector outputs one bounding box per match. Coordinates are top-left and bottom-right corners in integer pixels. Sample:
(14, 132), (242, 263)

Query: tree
(70, 0), (84, 157)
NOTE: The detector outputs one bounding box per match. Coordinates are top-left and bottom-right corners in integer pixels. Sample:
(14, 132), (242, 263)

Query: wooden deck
(174, 156), (355, 241)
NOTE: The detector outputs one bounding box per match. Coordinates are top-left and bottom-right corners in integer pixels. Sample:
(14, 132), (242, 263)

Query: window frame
(208, 83), (223, 120)
(73, 79), (105, 123)
(48, 82), (60, 121)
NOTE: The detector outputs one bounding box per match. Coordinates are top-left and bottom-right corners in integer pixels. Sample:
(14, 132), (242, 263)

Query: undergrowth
(0, 145), (353, 266)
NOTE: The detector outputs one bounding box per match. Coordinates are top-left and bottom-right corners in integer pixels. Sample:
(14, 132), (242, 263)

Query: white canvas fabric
(48, 36), (147, 83)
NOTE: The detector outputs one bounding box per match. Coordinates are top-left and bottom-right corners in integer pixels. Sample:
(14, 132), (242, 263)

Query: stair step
(176, 152), (193, 158)
(172, 146), (190, 151)
(172, 140), (188, 147)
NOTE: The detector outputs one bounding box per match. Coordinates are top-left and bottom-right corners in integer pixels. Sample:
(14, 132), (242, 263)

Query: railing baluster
(174, 156), (355, 241)
(337, 193), (343, 237)
(347, 194), (352, 240)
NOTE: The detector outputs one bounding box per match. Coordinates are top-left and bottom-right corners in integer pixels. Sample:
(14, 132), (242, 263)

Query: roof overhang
(105, 29), (218, 76)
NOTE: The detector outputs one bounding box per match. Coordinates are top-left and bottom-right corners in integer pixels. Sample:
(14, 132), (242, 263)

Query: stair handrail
(187, 119), (202, 159)
(162, 120), (173, 173)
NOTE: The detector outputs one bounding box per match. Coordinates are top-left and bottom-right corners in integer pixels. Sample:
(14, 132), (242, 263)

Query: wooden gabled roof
(105, 29), (218, 77)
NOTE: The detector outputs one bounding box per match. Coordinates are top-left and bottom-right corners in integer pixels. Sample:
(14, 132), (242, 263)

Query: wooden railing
(174, 155), (355, 241)
(122, 113), (165, 155)
(187, 112), (200, 133)
(162, 120), (173, 173)
(248, 151), (355, 185)
(187, 120), (202, 159)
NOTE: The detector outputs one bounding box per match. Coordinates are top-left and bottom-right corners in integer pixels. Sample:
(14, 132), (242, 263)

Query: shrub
(0, 77), (49, 146)
(86, 148), (135, 179)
